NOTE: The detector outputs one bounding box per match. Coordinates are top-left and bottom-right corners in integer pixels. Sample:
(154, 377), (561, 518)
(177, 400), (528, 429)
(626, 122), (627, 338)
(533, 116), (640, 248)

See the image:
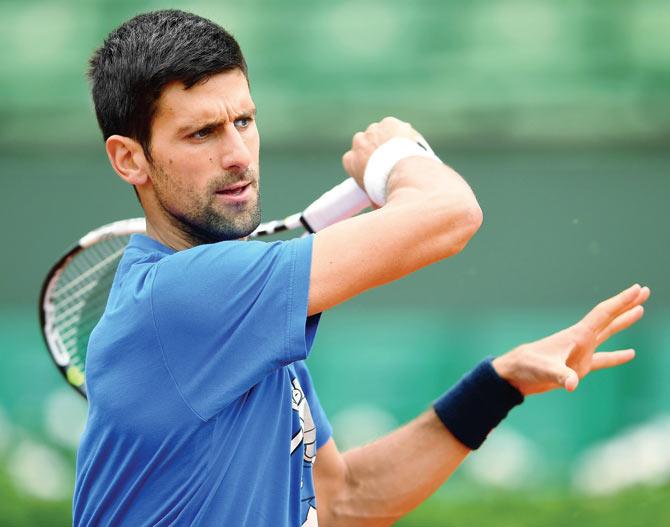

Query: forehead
(154, 69), (254, 127)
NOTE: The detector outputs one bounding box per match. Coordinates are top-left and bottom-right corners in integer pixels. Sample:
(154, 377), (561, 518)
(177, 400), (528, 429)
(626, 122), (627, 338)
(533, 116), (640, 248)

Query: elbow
(445, 199), (483, 256)
(464, 201), (484, 242)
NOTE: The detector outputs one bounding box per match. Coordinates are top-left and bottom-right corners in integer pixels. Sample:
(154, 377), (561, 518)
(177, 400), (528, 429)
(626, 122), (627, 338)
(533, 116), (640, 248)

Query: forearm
(385, 155), (476, 207)
(358, 156), (483, 279)
(383, 156), (483, 257)
(326, 410), (470, 527)
(317, 360), (524, 526)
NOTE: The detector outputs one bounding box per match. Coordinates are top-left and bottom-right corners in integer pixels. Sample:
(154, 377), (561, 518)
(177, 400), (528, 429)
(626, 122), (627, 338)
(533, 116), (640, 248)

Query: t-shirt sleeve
(293, 360), (333, 449)
(151, 235), (317, 420)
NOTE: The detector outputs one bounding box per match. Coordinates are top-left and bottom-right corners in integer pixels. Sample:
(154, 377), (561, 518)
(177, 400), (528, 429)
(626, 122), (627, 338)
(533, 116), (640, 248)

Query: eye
(192, 126), (214, 140)
(234, 117), (252, 129)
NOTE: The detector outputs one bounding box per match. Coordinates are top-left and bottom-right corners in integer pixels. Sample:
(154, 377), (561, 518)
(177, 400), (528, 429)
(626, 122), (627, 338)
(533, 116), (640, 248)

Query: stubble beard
(150, 161), (262, 246)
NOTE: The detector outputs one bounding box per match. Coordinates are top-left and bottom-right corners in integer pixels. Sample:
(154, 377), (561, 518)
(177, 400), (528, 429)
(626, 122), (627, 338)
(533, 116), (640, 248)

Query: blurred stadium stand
(0, 1), (668, 523)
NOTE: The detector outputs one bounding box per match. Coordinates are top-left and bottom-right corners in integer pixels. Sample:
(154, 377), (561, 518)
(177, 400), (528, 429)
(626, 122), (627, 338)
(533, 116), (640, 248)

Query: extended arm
(314, 284), (650, 526)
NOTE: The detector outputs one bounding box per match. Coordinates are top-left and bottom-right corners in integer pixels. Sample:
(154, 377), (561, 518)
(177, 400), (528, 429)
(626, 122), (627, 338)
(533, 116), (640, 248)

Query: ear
(105, 135), (150, 187)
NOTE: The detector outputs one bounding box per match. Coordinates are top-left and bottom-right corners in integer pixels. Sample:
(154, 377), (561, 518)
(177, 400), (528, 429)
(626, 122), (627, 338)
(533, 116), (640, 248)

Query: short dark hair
(88, 9), (247, 160)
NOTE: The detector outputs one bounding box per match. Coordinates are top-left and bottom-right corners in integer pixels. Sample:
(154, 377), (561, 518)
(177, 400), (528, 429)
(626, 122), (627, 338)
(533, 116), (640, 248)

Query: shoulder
(152, 236), (313, 286)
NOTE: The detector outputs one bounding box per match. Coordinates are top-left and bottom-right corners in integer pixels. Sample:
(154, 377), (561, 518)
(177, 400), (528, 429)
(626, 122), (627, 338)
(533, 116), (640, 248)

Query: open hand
(492, 284), (650, 395)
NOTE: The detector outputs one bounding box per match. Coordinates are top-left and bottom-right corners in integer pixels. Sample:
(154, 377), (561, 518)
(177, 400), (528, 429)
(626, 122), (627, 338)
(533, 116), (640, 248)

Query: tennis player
(75, 10), (650, 527)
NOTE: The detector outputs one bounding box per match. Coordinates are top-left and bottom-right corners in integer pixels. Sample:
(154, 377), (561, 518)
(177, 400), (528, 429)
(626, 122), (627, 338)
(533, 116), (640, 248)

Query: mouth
(214, 181), (254, 203)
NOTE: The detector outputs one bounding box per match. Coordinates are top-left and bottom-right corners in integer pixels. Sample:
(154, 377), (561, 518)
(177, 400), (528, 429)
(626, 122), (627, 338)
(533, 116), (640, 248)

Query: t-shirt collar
(128, 233), (176, 255)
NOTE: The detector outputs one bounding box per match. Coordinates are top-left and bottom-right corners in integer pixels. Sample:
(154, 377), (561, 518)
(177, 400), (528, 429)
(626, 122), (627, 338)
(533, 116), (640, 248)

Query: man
(75, 9), (650, 527)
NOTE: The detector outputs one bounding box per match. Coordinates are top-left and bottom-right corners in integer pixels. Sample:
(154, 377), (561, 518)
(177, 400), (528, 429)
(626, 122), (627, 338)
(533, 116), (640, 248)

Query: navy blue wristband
(432, 357), (524, 450)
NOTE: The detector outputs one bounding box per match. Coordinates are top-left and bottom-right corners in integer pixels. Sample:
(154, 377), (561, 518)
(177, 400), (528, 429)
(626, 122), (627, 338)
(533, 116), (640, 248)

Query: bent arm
(308, 154), (482, 316)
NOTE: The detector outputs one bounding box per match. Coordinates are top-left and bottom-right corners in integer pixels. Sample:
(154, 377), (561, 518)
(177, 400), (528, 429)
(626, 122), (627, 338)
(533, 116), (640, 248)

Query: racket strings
(53, 239), (126, 316)
(55, 242), (124, 320)
(59, 291), (114, 346)
(48, 236), (131, 368)
(53, 248), (119, 299)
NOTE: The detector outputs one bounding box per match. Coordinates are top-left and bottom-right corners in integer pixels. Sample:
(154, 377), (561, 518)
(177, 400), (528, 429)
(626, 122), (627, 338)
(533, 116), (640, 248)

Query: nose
(220, 124), (252, 173)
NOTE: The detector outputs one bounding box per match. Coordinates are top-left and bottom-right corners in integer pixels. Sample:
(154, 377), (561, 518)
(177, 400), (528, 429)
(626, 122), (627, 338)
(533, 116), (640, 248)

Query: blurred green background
(1, 0), (668, 525)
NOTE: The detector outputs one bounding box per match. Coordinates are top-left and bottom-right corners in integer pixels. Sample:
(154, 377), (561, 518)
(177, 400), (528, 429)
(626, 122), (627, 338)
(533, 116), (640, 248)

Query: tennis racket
(39, 178), (370, 399)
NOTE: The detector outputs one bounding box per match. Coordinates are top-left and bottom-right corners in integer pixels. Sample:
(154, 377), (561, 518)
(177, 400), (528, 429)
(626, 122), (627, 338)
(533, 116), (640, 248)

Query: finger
(342, 150), (356, 175)
(596, 304), (645, 346)
(554, 364), (579, 392)
(590, 349), (636, 371)
(342, 150), (361, 179)
(564, 369), (579, 392)
(352, 131), (366, 149)
(630, 286), (651, 308)
(580, 284), (643, 332)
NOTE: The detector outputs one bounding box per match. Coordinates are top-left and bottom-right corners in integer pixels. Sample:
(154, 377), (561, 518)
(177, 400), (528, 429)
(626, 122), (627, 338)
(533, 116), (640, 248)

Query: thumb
(555, 365), (579, 392)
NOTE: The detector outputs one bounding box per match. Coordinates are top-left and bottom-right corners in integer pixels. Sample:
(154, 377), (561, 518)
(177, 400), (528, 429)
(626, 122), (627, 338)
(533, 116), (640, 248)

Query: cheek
(154, 158), (204, 201)
(165, 155), (210, 189)
(247, 127), (261, 157)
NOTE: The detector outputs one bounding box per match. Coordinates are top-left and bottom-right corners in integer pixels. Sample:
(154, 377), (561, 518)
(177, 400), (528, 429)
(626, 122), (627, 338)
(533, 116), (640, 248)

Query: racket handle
(302, 178), (371, 232)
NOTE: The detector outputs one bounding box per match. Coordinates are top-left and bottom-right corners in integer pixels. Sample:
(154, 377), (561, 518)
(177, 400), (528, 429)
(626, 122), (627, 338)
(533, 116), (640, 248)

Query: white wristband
(363, 137), (441, 206)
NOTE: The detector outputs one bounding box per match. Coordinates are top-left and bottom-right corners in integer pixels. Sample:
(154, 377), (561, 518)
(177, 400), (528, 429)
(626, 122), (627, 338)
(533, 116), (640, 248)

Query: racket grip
(302, 178), (371, 232)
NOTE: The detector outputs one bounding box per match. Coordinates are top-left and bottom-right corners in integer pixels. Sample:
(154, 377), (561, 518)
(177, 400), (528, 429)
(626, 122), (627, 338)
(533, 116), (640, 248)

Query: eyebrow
(176, 107), (257, 135)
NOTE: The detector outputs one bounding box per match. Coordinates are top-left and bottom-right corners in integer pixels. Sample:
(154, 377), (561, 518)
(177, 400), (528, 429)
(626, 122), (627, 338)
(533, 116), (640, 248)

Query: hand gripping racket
(39, 179), (370, 399)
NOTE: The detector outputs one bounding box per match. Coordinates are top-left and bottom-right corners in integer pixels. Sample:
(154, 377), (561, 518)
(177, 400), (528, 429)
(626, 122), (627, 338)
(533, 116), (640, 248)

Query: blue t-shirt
(73, 234), (332, 526)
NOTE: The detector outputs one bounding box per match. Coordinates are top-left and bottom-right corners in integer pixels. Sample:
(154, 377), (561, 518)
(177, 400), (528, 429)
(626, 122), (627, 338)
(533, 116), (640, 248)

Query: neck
(144, 206), (249, 251)
(143, 194), (208, 250)
(145, 215), (198, 252)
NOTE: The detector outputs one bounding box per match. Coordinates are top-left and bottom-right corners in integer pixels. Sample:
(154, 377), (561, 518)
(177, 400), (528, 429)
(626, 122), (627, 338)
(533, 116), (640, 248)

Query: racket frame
(39, 218), (147, 398)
